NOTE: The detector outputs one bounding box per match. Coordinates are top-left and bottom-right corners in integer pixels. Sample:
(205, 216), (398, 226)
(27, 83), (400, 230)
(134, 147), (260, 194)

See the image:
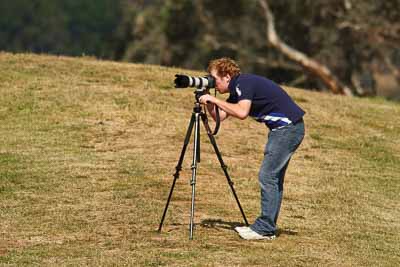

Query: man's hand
(199, 94), (216, 105)
(199, 94), (251, 120)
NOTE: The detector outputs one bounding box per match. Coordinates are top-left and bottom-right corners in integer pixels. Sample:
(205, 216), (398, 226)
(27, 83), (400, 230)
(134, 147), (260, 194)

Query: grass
(0, 52), (399, 266)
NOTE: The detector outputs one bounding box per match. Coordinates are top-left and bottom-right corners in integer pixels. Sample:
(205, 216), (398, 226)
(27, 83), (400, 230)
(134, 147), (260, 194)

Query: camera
(174, 74), (215, 89)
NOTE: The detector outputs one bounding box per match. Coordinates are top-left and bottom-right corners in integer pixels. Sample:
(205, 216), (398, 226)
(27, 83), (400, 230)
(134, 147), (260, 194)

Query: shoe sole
(235, 226), (276, 240)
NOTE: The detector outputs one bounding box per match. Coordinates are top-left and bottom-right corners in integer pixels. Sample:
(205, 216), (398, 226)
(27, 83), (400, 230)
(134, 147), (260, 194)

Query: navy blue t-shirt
(227, 74), (305, 130)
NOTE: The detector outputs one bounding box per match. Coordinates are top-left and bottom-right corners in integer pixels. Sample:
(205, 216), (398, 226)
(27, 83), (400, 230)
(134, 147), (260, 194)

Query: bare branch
(258, 0), (353, 96)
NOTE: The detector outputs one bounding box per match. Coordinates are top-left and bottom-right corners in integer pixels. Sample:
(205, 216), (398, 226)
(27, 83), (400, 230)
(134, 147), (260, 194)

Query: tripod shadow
(200, 218), (246, 230)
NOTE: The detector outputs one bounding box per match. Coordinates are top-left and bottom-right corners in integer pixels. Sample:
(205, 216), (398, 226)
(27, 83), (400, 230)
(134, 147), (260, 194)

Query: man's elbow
(236, 102), (251, 120)
(237, 111), (249, 120)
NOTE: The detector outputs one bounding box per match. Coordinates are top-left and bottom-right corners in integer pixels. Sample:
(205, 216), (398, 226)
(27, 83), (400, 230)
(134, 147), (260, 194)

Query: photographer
(199, 58), (305, 240)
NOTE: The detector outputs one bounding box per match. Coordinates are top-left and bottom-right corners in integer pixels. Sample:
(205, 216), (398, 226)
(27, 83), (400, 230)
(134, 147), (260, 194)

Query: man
(199, 57), (305, 240)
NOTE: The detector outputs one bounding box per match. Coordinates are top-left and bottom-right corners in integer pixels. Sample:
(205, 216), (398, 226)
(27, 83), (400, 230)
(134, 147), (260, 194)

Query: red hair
(207, 57), (241, 77)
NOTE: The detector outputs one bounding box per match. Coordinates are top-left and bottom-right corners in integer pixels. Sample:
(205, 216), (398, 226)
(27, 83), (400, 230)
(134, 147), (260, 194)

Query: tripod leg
(189, 113), (201, 239)
(196, 117), (201, 163)
(200, 114), (249, 226)
(158, 113), (196, 232)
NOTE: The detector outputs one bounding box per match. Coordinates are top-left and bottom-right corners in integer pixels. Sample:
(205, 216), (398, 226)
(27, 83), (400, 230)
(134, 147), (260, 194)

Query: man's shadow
(200, 218), (298, 236)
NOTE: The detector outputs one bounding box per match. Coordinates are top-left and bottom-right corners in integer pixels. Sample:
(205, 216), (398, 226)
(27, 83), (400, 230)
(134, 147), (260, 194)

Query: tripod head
(173, 73), (220, 135)
(194, 88), (210, 103)
(191, 88), (220, 136)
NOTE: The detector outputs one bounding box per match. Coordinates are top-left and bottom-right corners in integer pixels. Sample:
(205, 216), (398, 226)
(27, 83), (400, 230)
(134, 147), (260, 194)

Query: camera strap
(212, 89), (221, 135)
(203, 103), (220, 136)
(202, 90), (220, 135)
(206, 90), (220, 135)
(213, 106), (221, 135)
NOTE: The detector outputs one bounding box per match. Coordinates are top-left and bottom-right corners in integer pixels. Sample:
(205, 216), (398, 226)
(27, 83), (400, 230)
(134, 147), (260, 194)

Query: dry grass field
(0, 52), (399, 266)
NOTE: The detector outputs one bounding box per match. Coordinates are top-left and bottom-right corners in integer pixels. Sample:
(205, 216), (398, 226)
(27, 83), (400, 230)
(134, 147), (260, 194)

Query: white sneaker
(234, 226), (276, 240)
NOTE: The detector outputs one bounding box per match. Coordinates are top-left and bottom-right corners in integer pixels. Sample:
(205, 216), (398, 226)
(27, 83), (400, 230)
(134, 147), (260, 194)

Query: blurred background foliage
(0, 0), (399, 99)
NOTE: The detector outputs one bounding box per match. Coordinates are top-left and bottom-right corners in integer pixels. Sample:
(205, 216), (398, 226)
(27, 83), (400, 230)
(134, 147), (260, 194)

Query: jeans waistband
(270, 117), (303, 131)
(293, 118), (304, 125)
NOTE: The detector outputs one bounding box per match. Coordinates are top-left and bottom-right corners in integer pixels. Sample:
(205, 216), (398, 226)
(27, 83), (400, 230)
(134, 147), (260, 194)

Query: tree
(123, 0), (400, 98)
(258, 0), (353, 95)
(0, 0), (124, 58)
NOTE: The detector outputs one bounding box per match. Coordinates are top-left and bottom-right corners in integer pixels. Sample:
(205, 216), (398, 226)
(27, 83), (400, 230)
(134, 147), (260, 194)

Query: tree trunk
(259, 0), (353, 96)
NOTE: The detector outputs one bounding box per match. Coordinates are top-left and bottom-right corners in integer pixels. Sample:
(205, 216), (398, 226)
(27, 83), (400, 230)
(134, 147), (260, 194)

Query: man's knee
(258, 171), (280, 189)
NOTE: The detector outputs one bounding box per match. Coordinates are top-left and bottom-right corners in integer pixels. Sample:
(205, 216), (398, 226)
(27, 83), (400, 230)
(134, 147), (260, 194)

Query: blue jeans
(250, 120), (305, 235)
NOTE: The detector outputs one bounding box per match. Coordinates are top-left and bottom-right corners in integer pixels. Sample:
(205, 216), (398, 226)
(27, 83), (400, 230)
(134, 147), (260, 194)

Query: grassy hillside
(0, 52), (399, 266)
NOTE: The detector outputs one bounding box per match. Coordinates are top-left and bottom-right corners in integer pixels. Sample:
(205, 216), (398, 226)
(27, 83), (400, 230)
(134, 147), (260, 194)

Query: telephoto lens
(174, 74), (215, 89)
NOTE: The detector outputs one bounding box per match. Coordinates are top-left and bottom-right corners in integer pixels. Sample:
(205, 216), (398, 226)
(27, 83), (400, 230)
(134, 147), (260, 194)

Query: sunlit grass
(0, 52), (399, 266)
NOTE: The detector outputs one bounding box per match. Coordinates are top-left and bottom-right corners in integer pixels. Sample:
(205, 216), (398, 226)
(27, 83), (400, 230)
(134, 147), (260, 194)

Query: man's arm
(205, 102), (229, 121)
(214, 98), (251, 120)
(199, 95), (251, 120)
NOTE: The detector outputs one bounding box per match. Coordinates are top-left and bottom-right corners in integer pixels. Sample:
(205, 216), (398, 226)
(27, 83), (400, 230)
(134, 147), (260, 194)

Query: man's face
(210, 69), (230, 94)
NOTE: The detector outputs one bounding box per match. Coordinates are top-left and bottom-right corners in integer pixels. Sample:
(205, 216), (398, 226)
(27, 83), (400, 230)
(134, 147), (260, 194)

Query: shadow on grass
(200, 218), (243, 230)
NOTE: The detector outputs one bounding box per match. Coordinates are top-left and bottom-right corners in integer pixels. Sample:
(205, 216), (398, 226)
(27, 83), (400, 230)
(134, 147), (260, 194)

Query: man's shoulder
(234, 74), (258, 89)
(236, 73), (259, 82)
(237, 73), (274, 86)
(236, 74), (281, 92)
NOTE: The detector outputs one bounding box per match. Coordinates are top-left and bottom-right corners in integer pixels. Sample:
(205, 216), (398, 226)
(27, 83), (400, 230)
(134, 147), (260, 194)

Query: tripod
(158, 91), (249, 240)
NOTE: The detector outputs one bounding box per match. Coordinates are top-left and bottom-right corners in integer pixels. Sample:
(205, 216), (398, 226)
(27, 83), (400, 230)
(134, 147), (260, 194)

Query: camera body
(174, 74), (216, 90)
